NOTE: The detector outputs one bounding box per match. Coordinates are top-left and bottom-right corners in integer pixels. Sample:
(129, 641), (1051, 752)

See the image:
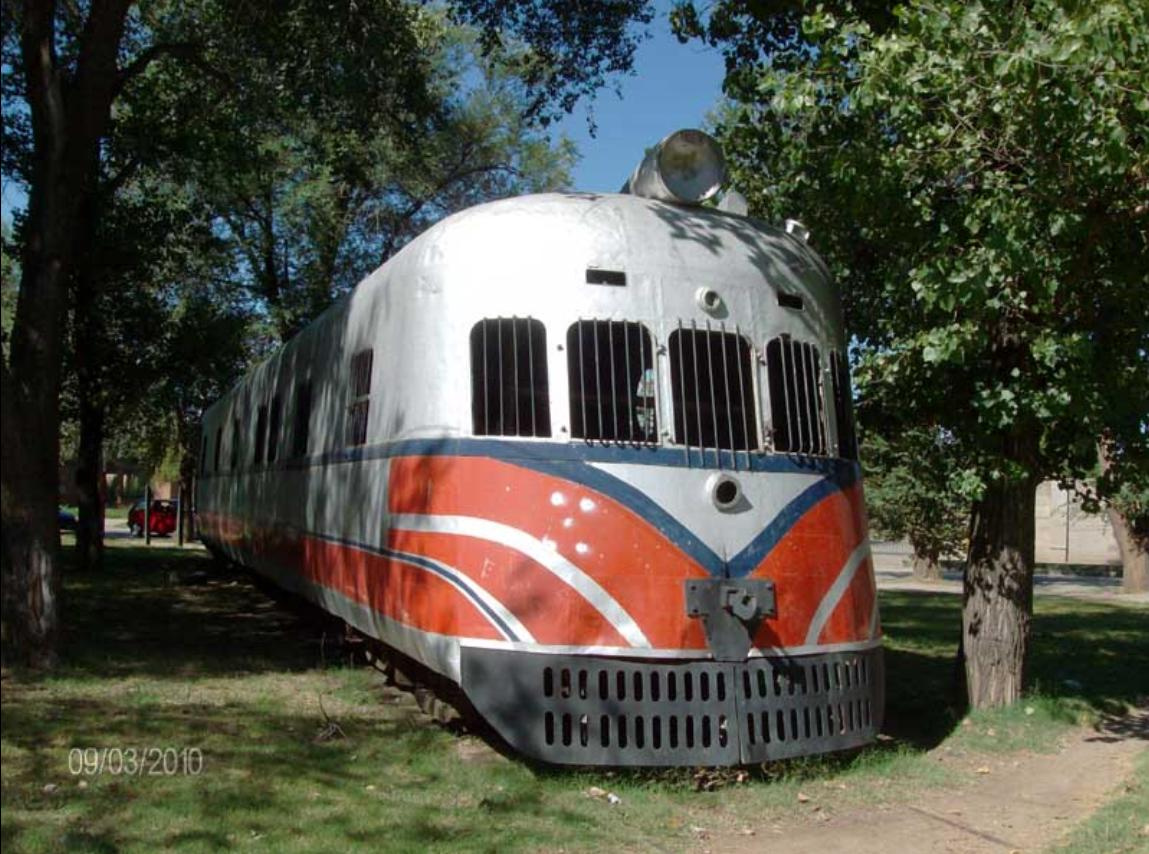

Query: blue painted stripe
(207, 437), (862, 579)
(227, 435), (855, 479)
(523, 459), (727, 576)
(726, 477), (851, 578)
(306, 529), (520, 641)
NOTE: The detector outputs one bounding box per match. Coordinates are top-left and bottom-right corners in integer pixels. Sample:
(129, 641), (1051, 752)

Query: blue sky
(554, 9), (727, 193)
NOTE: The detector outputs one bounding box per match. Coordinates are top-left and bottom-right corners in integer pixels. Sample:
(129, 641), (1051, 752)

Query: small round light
(696, 287), (723, 313)
(707, 473), (742, 511)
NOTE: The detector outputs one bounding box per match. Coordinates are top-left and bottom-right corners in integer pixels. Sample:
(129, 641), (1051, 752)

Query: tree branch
(114, 41), (227, 98)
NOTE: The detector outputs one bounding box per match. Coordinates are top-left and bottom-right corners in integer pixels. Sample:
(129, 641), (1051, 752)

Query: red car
(128, 499), (178, 537)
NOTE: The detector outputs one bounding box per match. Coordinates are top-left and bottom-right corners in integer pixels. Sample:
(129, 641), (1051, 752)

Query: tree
(1097, 438), (1149, 593)
(863, 428), (969, 581)
(684, 0), (1149, 706)
(2, 0), (652, 666)
(1, 0), (136, 667)
(64, 176), (246, 569)
(200, 18), (578, 341)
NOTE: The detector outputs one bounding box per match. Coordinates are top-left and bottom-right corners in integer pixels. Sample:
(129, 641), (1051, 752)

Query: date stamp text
(67, 747), (204, 777)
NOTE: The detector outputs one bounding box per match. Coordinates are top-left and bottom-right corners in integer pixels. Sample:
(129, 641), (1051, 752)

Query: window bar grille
(720, 322), (737, 471)
(648, 326), (658, 448)
(793, 340), (809, 453)
(703, 320), (719, 468)
(608, 322), (619, 440)
(690, 320), (705, 467)
(511, 317), (520, 435)
(482, 320), (490, 434)
(676, 320), (690, 466)
(801, 343), (815, 454)
(813, 347), (823, 454)
(807, 344), (820, 454)
(735, 325), (752, 468)
(527, 316), (537, 437)
(814, 347), (824, 454)
(577, 319), (588, 442)
(623, 321), (634, 443)
(813, 348), (827, 454)
(791, 340), (807, 453)
(497, 318), (505, 434)
(591, 320), (603, 439)
(779, 337), (796, 452)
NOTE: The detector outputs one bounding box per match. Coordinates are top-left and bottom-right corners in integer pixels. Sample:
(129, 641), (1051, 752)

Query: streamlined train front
(196, 129), (883, 766)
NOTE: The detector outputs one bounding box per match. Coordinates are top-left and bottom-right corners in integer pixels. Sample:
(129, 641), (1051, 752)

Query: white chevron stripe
(383, 548), (536, 644)
(804, 539), (872, 646)
(390, 513), (652, 648)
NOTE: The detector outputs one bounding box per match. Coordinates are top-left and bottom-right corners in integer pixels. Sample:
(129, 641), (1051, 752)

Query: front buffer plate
(460, 646), (884, 766)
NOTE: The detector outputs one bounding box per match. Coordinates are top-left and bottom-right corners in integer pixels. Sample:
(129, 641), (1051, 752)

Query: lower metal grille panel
(461, 646), (884, 766)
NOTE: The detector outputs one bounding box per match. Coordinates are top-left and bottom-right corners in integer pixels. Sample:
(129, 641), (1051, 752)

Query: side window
(214, 426), (223, 472)
(567, 320), (657, 443)
(667, 325), (757, 452)
(230, 417), (241, 470)
(829, 351), (858, 460)
(253, 404), (268, 465)
(347, 349), (373, 446)
(292, 381), (312, 457)
(266, 394), (282, 463)
(470, 318), (551, 437)
(765, 335), (828, 455)
(228, 418), (240, 471)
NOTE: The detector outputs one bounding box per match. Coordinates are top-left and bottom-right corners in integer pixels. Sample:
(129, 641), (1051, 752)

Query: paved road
(872, 541), (1148, 605)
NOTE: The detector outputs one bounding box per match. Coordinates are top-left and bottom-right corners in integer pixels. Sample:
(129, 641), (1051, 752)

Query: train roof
(382, 191), (832, 298)
(205, 191), (838, 416)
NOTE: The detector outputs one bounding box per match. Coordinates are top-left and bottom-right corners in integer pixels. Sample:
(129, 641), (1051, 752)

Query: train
(196, 129), (883, 766)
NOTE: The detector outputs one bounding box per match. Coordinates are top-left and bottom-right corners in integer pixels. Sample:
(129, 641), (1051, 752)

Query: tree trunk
(1108, 507), (1149, 594)
(73, 190), (105, 572)
(75, 396), (106, 571)
(962, 475), (1037, 708)
(910, 542), (943, 581)
(1, 0), (133, 667)
(179, 448), (197, 545)
(1, 382), (62, 669)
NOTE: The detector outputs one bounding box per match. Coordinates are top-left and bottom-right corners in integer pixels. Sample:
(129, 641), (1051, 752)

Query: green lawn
(2, 542), (1146, 852)
(1049, 748), (1149, 854)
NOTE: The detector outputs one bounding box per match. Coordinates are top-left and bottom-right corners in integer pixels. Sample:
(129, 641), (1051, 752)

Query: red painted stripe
(201, 457), (878, 652)
(749, 482), (874, 647)
(199, 510), (502, 641)
(388, 528), (629, 646)
(388, 455), (709, 649)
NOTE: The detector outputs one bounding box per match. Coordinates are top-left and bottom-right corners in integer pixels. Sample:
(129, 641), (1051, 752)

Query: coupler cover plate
(685, 578), (777, 661)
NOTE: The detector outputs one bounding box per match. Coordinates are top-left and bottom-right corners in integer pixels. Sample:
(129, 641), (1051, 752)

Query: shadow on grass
(55, 546), (344, 679)
(5, 545), (600, 851)
(2, 689), (593, 853)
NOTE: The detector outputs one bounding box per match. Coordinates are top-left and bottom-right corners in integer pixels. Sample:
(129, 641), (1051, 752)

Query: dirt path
(716, 708), (1148, 854)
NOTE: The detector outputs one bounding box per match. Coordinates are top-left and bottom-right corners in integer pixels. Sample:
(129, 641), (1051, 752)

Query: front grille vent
(462, 647), (884, 766)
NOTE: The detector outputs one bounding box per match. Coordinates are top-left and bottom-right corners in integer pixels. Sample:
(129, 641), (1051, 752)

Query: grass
(1048, 749), (1149, 854)
(2, 540), (1146, 853)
